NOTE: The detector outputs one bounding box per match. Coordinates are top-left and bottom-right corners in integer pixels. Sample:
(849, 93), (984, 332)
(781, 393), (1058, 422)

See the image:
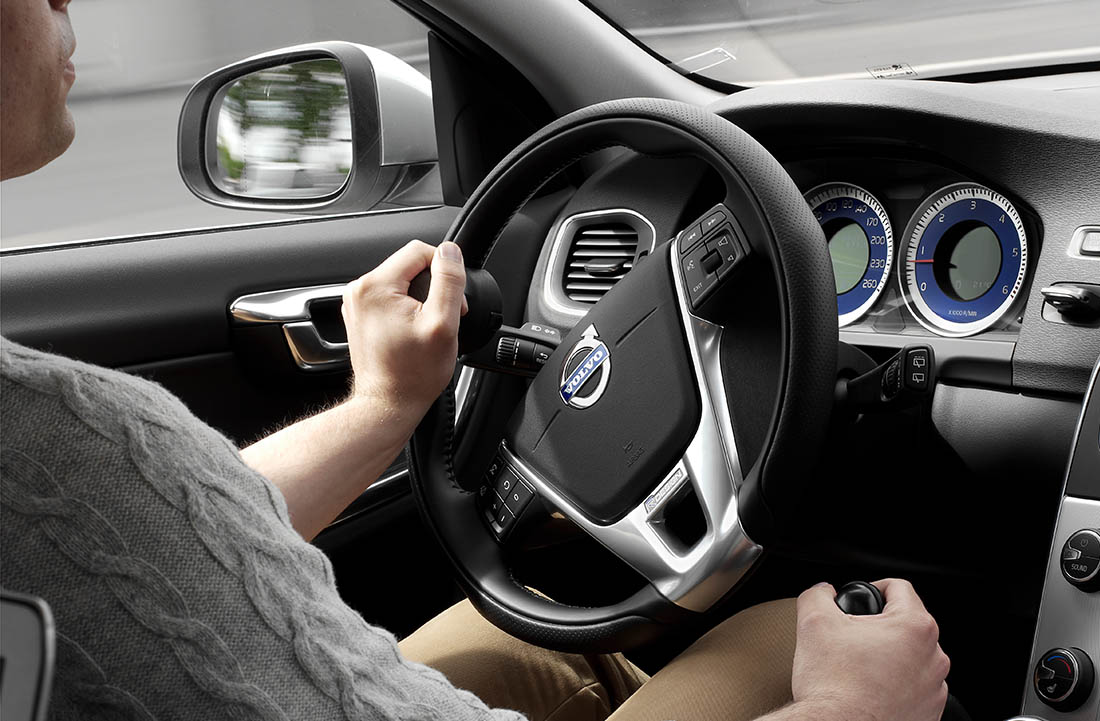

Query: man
(0, 0), (951, 719)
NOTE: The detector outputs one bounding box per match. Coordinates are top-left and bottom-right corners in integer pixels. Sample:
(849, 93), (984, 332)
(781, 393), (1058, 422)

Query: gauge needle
(910, 259), (934, 263)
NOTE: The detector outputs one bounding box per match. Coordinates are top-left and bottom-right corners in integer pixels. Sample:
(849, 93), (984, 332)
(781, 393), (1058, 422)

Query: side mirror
(178, 41), (436, 214)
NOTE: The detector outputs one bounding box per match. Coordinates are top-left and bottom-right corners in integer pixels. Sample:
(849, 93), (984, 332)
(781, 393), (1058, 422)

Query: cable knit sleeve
(0, 338), (525, 721)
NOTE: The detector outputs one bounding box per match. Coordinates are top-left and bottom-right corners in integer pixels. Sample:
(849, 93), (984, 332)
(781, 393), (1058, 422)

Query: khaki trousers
(399, 598), (796, 721)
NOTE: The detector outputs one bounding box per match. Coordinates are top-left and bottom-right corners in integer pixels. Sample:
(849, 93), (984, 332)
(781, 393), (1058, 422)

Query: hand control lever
(834, 581), (884, 615)
(835, 581), (973, 721)
(837, 344), (935, 412)
(409, 266), (503, 355)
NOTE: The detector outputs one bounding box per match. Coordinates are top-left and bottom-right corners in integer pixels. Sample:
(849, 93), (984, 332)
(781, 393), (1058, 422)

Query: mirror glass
(211, 58), (352, 199)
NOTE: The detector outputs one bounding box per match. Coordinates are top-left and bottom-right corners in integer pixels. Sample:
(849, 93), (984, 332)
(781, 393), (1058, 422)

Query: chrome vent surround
(562, 222), (640, 303)
(543, 209), (657, 316)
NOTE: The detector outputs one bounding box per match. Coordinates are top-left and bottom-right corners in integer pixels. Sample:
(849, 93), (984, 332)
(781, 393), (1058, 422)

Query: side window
(0, 1), (435, 250)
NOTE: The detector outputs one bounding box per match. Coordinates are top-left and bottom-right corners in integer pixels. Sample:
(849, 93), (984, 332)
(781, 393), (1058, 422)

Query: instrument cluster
(789, 157), (1037, 339)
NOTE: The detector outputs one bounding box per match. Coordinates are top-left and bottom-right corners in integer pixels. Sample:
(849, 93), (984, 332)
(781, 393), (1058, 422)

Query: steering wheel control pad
(506, 249), (701, 525)
(676, 203), (753, 313)
(478, 456), (537, 539)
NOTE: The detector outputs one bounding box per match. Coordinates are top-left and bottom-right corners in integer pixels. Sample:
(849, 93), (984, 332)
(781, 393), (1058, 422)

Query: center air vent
(563, 222), (642, 303)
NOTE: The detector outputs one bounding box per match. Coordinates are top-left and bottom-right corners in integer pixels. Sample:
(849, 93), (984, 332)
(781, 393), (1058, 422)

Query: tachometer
(900, 183), (1027, 337)
(805, 183), (893, 327)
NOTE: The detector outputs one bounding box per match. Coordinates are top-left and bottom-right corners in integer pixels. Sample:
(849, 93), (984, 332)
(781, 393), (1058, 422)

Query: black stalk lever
(462, 322), (562, 378)
(838, 344), (935, 412)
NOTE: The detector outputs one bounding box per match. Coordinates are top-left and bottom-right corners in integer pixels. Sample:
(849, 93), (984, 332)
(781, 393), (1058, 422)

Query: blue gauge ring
(813, 197), (891, 318)
(910, 197), (1023, 324)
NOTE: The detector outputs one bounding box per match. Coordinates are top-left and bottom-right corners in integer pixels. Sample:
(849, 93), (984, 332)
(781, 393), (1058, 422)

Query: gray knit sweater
(0, 339), (524, 721)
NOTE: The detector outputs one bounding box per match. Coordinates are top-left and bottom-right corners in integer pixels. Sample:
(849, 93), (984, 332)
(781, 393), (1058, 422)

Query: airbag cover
(507, 246), (700, 524)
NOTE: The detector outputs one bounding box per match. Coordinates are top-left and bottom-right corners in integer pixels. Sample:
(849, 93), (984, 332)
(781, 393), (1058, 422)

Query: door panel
(1, 207), (458, 370)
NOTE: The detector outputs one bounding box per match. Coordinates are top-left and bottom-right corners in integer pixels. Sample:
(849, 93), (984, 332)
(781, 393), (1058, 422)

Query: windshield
(586, 0), (1100, 86)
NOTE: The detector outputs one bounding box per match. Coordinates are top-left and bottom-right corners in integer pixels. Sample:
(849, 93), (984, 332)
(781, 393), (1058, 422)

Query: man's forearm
(240, 390), (420, 540)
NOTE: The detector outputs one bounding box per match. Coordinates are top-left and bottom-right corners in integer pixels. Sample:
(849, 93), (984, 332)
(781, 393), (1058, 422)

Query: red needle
(910, 260), (934, 263)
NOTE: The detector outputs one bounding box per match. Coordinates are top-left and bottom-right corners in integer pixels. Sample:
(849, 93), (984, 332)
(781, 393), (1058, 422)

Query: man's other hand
(342, 240), (468, 417)
(791, 579), (951, 721)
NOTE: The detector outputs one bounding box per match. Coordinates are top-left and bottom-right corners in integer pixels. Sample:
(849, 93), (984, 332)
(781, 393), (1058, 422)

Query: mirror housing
(178, 41), (437, 214)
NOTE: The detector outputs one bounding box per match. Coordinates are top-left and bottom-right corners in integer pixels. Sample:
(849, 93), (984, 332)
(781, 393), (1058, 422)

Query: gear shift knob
(833, 581), (973, 721)
(835, 581), (885, 615)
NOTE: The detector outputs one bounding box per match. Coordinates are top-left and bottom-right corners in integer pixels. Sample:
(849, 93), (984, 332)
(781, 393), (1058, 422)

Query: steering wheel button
(494, 468), (521, 497)
(682, 245), (717, 305)
(701, 210), (727, 235)
(701, 250), (723, 275)
(504, 480), (534, 514)
(678, 224), (704, 254)
(485, 454), (504, 483)
(706, 232), (742, 276)
(494, 506), (516, 532)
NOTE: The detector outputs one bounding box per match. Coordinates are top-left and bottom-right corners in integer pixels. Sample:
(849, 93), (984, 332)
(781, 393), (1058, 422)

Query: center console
(1013, 355), (1100, 720)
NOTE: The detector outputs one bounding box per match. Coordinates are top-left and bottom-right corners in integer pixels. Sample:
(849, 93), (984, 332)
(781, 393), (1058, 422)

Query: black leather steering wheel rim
(408, 98), (836, 652)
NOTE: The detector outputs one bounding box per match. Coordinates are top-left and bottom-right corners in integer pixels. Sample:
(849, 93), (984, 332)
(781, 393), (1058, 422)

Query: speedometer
(900, 183), (1027, 337)
(805, 183), (893, 327)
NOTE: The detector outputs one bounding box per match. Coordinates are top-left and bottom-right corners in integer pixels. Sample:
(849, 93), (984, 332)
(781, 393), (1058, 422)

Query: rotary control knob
(1062, 529), (1100, 592)
(1034, 647), (1094, 711)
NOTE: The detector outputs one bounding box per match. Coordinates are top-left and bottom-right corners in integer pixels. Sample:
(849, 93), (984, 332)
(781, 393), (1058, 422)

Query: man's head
(1, 0), (76, 180)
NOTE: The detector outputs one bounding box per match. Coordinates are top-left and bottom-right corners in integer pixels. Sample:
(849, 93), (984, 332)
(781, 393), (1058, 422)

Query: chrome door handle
(230, 284), (349, 371)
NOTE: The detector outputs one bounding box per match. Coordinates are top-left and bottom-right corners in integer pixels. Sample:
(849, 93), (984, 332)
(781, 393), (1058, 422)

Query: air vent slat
(567, 271), (629, 280)
(575, 239), (637, 248)
(576, 229), (637, 237)
(561, 219), (641, 304)
(570, 249), (635, 258)
(566, 280), (618, 290)
(569, 261), (634, 268)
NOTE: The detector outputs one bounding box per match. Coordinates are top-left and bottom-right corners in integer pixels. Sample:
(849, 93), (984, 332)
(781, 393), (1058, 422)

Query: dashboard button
(1062, 529), (1100, 591)
(678, 224), (704, 254)
(1034, 647), (1094, 711)
(1064, 554), (1100, 582)
(1068, 528), (1100, 557)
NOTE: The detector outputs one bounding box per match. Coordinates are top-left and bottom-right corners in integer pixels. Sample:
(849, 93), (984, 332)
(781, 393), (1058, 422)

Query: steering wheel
(408, 98), (836, 652)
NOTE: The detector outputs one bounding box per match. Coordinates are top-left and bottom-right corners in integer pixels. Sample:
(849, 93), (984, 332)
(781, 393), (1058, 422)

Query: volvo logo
(559, 325), (611, 409)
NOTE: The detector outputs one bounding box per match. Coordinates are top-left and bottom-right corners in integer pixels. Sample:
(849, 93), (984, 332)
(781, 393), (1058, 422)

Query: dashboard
(526, 78), (1100, 398)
